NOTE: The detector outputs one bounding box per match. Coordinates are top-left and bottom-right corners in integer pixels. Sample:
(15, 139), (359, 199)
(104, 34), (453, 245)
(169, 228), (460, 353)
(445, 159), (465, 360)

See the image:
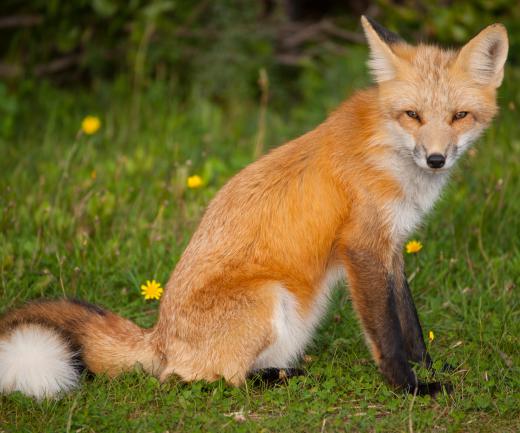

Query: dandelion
(187, 175), (203, 189)
(140, 279), (163, 300)
(428, 330), (435, 342)
(406, 240), (423, 254)
(81, 115), (101, 135)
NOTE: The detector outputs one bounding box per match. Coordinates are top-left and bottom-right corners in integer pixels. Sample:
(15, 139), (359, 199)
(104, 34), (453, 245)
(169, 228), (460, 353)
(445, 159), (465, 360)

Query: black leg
(344, 249), (447, 396)
(392, 258), (454, 393)
(394, 275), (432, 368)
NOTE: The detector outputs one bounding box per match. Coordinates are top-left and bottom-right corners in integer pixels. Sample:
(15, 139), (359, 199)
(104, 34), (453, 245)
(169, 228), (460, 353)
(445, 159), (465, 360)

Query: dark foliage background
(1, 0), (519, 144)
(2, 0), (519, 91)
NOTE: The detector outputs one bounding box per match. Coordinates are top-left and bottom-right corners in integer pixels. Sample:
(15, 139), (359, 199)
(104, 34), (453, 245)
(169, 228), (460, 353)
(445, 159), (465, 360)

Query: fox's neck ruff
(384, 155), (450, 242)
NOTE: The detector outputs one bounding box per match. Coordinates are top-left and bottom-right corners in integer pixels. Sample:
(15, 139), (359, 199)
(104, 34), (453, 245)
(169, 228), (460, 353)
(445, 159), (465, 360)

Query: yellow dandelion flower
(81, 115), (101, 135)
(406, 240), (423, 254)
(428, 330), (435, 342)
(140, 279), (163, 300)
(187, 175), (203, 189)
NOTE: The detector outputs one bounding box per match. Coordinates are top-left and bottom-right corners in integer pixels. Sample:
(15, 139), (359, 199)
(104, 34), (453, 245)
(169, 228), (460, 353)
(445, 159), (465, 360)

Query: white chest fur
(253, 266), (345, 370)
(386, 164), (448, 241)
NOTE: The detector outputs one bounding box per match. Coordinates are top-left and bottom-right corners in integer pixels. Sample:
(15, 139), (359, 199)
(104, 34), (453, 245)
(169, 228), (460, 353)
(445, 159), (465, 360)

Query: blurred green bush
(378, 0), (520, 60)
(1, 1), (518, 90)
(1, 0), (276, 100)
(0, 0), (518, 142)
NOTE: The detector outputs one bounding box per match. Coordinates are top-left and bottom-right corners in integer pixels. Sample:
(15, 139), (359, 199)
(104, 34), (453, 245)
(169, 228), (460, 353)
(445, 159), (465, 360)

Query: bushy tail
(0, 299), (162, 399)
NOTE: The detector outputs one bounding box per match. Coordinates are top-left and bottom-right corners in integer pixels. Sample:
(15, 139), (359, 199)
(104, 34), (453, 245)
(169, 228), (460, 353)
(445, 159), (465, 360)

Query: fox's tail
(0, 299), (162, 399)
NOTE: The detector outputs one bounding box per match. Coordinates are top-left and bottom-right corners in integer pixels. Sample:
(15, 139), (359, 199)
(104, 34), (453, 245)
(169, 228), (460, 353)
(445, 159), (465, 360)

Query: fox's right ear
(361, 16), (404, 83)
(455, 24), (509, 87)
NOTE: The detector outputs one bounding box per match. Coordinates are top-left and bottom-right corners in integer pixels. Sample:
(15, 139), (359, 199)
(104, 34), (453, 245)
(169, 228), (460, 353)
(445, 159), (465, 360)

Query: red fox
(0, 17), (508, 399)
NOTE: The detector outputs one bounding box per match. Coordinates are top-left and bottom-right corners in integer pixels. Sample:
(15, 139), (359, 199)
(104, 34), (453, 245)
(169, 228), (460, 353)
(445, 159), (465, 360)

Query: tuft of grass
(1, 54), (519, 432)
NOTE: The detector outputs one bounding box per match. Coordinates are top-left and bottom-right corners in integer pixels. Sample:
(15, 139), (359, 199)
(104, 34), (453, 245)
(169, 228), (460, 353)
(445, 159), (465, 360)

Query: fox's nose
(426, 154), (446, 169)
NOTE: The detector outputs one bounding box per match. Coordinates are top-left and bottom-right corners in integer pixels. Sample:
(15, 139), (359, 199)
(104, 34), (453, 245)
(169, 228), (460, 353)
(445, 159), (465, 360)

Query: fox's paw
(249, 367), (305, 385)
(440, 362), (456, 373)
(424, 358), (456, 374)
(413, 381), (453, 397)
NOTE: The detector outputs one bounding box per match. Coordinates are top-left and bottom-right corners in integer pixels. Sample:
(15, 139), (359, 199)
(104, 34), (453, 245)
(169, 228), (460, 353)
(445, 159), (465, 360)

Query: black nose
(426, 153), (446, 169)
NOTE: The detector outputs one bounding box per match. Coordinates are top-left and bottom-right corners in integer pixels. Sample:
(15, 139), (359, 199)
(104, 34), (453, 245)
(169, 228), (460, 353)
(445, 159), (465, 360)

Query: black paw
(249, 368), (305, 385)
(441, 362), (456, 373)
(414, 381), (453, 397)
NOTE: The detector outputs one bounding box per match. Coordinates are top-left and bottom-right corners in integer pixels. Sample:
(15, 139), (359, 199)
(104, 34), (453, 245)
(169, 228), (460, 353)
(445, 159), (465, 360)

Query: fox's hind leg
(157, 321), (274, 387)
(155, 282), (279, 386)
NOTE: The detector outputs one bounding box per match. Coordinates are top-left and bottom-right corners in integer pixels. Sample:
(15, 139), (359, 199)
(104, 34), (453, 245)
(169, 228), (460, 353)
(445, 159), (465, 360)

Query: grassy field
(0, 47), (519, 432)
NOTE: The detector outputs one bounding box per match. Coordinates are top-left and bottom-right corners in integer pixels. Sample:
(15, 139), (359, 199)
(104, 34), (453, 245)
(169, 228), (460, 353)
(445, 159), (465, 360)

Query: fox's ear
(455, 24), (508, 87)
(361, 16), (404, 83)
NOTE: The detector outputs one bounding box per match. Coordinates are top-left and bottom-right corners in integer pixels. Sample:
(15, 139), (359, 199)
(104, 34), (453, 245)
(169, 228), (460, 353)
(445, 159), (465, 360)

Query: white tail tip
(0, 324), (80, 399)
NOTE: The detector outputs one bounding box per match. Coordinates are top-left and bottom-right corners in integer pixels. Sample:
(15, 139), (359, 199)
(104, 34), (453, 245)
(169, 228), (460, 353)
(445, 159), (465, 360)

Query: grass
(0, 48), (519, 432)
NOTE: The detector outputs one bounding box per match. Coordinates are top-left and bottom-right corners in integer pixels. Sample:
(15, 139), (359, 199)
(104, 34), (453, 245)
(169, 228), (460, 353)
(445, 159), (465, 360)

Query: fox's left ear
(455, 24), (509, 87)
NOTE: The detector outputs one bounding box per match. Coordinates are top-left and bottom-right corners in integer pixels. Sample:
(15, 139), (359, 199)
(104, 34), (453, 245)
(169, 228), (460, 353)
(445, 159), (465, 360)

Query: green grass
(0, 50), (519, 432)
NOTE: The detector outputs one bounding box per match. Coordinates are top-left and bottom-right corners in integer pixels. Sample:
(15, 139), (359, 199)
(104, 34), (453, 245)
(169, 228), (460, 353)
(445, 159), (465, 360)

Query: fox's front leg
(393, 256), (454, 374)
(391, 255), (432, 368)
(344, 248), (443, 395)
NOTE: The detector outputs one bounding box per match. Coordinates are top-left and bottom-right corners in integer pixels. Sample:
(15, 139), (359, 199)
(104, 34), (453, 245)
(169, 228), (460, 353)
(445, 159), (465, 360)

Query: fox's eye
(406, 111), (420, 121)
(453, 111), (468, 121)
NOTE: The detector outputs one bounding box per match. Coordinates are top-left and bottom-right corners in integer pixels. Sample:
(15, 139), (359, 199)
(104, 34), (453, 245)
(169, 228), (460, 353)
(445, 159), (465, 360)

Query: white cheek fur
(456, 128), (483, 154)
(385, 120), (416, 153)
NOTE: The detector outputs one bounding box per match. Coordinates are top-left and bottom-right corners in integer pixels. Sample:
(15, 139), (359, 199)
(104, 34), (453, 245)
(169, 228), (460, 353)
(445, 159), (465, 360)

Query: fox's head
(361, 16), (508, 171)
